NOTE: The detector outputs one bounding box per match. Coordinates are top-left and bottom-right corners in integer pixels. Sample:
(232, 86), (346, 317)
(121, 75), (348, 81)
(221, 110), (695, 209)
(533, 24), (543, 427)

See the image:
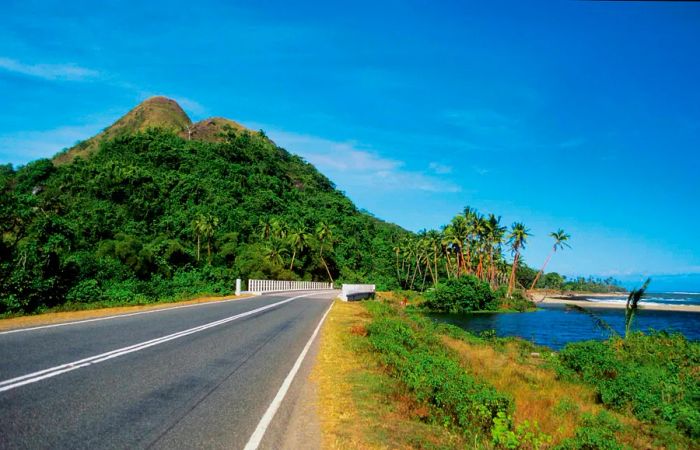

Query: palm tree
(192, 214), (219, 263)
(507, 222), (531, 297)
(485, 214), (506, 286)
(463, 206), (478, 274)
(258, 217), (273, 240)
(530, 228), (571, 290)
(288, 226), (310, 271)
(316, 222), (334, 283)
(426, 229), (442, 286)
(393, 242), (402, 284)
(450, 215), (469, 276)
(264, 237), (288, 266)
(472, 214), (488, 280)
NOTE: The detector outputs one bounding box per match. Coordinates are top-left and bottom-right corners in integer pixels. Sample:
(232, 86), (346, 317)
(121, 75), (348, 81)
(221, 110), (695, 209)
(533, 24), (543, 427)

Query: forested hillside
(0, 98), (406, 314)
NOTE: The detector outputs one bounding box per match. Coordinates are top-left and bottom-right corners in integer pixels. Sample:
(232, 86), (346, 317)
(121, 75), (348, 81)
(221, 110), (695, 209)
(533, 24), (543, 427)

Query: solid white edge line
(0, 290), (335, 335)
(0, 292), (327, 393)
(243, 301), (334, 450)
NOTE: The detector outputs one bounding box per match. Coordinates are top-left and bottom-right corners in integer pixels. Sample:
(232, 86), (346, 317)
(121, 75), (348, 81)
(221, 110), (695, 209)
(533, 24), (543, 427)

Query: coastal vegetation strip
(316, 294), (699, 449)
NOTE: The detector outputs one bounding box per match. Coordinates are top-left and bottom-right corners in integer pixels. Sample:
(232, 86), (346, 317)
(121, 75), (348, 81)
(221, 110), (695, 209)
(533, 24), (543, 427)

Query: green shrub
(555, 411), (624, 450)
(494, 287), (536, 312)
(424, 275), (496, 313)
(365, 303), (512, 433)
(66, 279), (103, 304)
(558, 333), (700, 439)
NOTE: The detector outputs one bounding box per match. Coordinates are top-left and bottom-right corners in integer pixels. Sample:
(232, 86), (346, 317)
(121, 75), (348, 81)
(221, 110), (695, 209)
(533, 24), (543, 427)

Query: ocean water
(583, 291), (700, 307)
(429, 293), (700, 350)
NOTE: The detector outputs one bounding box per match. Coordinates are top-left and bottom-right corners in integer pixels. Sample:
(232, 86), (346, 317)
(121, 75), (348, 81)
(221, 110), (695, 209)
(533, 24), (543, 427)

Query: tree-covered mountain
(0, 97), (407, 314)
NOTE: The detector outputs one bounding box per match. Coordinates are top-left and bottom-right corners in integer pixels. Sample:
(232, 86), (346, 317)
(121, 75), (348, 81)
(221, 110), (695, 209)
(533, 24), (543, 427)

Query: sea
(429, 292), (700, 350)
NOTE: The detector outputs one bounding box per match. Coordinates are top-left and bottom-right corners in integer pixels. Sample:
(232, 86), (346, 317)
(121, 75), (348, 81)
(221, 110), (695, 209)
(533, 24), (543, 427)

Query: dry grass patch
(442, 336), (655, 448)
(314, 300), (466, 449)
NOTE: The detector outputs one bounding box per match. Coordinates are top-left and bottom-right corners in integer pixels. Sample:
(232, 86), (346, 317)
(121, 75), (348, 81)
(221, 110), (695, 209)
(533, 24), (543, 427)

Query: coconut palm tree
(507, 222), (531, 297)
(316, 222), (334, 283)
(530, 228), (571, 290)
(264, 237), (288, 266)
(450, 215), (469, 276)
(192, 214), (219, 263)
(485, 214), (506, 286)
(472, 214), (488, 280)
(288, 226), (310, 271)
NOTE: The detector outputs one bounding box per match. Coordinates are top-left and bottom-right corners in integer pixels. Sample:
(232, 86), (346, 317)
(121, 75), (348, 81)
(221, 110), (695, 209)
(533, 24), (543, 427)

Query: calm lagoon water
(429, 301), (700, 351)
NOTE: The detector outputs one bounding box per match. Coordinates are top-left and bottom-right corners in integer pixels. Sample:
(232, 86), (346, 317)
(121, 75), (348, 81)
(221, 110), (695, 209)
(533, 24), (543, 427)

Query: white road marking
(0, 292), (328, 393)
(0, 290), (334, 335)
(244, 301), (334, 450)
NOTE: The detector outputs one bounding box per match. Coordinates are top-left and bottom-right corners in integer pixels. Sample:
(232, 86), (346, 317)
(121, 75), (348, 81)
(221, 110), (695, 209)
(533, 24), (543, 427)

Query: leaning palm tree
(316, 222), (334, 283)
(530, 228), (571, 290)
(625, 278), (651, 337)
(507, 222), (531, 297)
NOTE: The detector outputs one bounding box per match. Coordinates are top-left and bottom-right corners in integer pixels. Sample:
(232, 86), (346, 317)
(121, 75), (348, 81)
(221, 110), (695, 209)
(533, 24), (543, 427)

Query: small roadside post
(235, 278), (241, 296)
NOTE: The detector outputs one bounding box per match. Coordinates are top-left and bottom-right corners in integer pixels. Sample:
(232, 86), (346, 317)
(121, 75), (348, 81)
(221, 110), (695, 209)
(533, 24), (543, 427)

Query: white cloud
(0, 122), (109, 165)
(252, 126), (460, 193)
(429, 162), (453, 174)
(0, 57), (99, 81)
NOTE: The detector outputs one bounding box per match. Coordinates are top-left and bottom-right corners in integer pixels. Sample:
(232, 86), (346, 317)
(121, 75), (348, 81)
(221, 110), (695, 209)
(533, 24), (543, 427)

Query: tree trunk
(196, 235), (201, 262)
(289, 249), (297, 270)
(530, 249), (554, 290)
(507, 251), (520, 297)
(319, 246), (333, 283)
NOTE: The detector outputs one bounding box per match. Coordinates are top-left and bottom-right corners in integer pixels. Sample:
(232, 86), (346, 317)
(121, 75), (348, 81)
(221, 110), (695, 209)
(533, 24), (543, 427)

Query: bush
(66, 279), (103, 304)
(493, 287), (536, 312)
(555, 411), (624, 450)
(365, 303), (512, 432)
(557, 333), (700, 439)
(424, 275), (496, 313)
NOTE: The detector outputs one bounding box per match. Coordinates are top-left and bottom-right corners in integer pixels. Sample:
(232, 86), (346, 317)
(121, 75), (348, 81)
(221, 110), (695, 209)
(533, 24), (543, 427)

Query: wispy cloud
(0, 57), (99, 81)
(253, 126), (460, 193)
(429, 162), (453, 174)
(0, 121), (111, 165)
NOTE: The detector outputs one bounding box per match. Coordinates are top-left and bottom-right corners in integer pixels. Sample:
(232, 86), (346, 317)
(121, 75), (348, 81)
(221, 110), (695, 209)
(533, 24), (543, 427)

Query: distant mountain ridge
(53, 96), (247, 164)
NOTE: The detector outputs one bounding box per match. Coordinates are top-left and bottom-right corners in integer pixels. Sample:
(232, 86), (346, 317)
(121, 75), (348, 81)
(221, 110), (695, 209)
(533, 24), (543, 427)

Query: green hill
(0, 98), (407, 314)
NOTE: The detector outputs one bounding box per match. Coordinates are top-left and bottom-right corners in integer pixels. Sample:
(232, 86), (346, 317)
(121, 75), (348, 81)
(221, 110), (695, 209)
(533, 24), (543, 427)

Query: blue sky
(1, 0), (699, 290)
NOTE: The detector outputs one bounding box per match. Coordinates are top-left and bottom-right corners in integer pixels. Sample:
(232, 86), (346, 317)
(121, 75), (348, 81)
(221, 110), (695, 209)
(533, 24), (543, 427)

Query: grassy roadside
(315, 297), (697, 449)
(0, 293), (253, 331)
(313, 300), (467, 449)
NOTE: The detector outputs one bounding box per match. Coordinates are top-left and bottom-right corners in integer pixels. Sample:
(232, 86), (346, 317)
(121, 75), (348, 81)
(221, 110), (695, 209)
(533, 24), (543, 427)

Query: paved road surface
(0, 291), (335, 449)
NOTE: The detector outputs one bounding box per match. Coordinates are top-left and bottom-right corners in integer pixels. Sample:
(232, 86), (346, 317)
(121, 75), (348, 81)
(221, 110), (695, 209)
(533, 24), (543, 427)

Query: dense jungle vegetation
(0, 98), (624, 316)
(0, 127), (407, 314)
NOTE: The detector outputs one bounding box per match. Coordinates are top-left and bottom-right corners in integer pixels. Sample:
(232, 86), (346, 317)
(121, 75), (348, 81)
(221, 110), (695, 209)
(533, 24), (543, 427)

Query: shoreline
(537, 295), (700, 312)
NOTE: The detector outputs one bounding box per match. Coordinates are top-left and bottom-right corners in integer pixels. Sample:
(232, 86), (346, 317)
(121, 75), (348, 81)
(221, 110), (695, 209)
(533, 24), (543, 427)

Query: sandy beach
(535, 293), (700, 312)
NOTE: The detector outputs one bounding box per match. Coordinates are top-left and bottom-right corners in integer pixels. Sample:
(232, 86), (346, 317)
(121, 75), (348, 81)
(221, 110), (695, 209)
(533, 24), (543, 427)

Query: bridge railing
(340, 284), (375, 301)
(247, 279), (334, 294)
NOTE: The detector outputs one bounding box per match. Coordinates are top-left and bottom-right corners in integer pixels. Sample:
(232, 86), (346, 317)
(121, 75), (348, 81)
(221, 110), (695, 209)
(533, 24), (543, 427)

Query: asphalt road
(0, 291), (335, 449)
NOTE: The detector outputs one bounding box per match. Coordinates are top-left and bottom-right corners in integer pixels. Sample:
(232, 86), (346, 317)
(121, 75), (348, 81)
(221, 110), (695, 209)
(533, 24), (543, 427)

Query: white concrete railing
(339, 284), (375, 301)
(247, 279), (333, 294)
